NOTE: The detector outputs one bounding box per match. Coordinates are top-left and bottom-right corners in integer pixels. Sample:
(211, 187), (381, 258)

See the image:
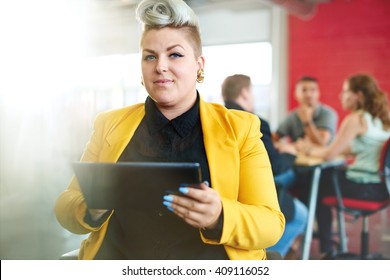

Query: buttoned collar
(144, 94), (200, 138)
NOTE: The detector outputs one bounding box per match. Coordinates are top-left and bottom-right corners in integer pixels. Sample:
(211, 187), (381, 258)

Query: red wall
(288, 0), (390, 122)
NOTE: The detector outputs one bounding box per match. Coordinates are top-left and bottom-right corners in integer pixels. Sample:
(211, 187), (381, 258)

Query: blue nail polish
(163, 195), (173, 202)
(167, 207), (174, 212)
(203, 180), (209, 187)
(179, 187), (189, 194)
(163, 201), (171, 207)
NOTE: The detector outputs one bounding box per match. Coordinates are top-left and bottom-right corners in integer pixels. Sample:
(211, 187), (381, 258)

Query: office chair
(322, 137), (390, 259)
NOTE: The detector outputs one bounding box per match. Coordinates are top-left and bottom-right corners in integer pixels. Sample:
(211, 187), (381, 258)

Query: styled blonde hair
(136, 0), (202, 56)
(136, 0), (200, 30)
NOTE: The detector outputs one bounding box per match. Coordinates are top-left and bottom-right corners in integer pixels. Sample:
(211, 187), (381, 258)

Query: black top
(94, 95), (228, 259)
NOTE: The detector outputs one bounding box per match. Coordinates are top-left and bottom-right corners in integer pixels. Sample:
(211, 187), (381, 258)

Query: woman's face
(340, 80), (360, 111)
(141, 27), (204, 115)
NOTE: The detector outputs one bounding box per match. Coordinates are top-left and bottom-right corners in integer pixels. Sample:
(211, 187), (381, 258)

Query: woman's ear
(356, 90), (365, 106)
(241, 87), (250, 100)
(197, 55), (205, 71)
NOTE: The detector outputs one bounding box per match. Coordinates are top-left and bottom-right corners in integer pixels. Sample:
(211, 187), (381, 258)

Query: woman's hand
(276, 141), (297, 155)
(163, 181), (222, 229)
(295, 138), (313, 155)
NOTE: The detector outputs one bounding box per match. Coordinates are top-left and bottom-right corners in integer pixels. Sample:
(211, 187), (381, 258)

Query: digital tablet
(72, 161), (202, 210)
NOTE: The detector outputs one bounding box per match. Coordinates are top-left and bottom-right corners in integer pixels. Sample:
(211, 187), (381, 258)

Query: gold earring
(196, 69), (204, 83)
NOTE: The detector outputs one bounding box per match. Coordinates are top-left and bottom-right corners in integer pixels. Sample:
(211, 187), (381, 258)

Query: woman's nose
(156, 58), (168, 73)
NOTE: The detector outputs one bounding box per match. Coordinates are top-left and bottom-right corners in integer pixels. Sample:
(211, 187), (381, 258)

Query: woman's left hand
(295, 138), (313, 155)
(163, 181), (222, 229)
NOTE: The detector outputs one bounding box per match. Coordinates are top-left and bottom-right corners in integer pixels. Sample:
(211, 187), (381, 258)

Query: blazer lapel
(99, 106), (145, 162)
(200, 100), (239, 198)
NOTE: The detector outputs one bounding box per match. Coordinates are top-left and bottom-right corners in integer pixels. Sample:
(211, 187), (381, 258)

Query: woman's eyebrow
(143, 44), (185, 54)
(167, 44), (185, 51)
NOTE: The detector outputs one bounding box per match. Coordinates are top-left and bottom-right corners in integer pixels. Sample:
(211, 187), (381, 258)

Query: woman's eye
(144, 55), (156, 61)
(170, 52), (183, 58)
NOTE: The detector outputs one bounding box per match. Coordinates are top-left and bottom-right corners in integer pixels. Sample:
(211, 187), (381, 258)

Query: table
(294, 155), (346, 260)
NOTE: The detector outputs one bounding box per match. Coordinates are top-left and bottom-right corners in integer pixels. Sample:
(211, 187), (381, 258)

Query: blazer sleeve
(202, 113), (285, 250)
(54, 112), (112, 234)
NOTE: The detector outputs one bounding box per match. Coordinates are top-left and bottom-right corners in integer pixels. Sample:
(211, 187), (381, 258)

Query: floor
(307, 206), (390, 260)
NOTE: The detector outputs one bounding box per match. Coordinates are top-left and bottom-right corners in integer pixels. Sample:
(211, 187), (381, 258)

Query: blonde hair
(136, 0), (200, 30)
(136, 0), (202, 56)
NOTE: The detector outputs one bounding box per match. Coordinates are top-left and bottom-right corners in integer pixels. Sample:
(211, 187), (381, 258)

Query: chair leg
(361, 216), (369, 259)
(337, 209), (348, 253)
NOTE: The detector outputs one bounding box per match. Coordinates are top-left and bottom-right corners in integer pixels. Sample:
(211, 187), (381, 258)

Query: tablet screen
(72, 162), (202, 210)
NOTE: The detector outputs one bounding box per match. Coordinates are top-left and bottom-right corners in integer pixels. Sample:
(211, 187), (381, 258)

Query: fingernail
(163, 195), (173, 202)
(179, 187), (189, 194)
(163, 201), (171, 207)
(167, 206), (174, 212)
(203, 180), (209, 187)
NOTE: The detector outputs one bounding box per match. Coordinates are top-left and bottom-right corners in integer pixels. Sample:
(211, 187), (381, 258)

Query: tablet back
(72, 162), (202, 210)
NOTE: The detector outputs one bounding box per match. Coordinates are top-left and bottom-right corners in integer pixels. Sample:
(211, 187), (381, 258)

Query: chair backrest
(379, 137), (390, 194)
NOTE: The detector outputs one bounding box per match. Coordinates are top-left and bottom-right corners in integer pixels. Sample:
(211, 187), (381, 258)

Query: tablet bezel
(72, 161), (202, 210)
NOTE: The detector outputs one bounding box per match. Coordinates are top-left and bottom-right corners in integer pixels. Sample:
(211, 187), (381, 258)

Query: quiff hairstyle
(136, 0), (202, 57)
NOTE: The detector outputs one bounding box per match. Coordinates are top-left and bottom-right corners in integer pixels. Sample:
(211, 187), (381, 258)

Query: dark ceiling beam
(265, 0), (319, 19)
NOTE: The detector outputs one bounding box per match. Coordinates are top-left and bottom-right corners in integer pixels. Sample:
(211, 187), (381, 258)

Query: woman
(55, 0), (284, 260)
(297, 73), (390, 257)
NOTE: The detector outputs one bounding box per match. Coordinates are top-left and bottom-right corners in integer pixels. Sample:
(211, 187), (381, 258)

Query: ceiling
(114, 0), (332, 18)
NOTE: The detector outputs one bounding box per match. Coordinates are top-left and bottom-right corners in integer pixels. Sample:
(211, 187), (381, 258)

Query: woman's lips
(154, 79), (172, 84)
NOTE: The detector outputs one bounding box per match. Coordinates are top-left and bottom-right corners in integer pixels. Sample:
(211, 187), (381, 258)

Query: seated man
(272, 76), (338, 146)
(273, 75), (339, 256)
(221, 74), (308, 258)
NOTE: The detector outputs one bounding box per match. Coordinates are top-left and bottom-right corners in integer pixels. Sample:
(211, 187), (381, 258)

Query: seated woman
(296, 73), (390, 258)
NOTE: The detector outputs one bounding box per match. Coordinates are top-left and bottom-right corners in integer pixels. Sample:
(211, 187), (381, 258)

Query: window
(198, 42), (272, 118)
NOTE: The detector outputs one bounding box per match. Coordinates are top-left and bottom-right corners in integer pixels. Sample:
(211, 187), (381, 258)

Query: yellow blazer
(55, 98), (285, 260)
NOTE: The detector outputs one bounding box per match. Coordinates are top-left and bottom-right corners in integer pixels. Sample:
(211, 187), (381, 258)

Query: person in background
(273, 76), (338, 147)
(272, 75), (338, 257)
(296, 73), (390, 258)
(221, 74), (308, 259)
(54, 0), (284, 260)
